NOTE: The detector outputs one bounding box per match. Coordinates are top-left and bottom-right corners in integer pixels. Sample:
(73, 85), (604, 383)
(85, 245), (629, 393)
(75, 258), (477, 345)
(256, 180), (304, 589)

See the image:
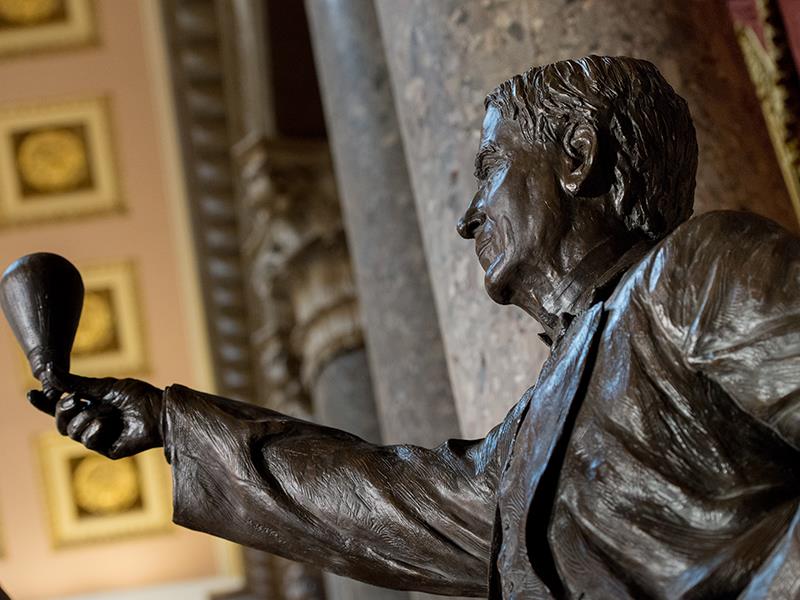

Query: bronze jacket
(163, 212), (800, 599)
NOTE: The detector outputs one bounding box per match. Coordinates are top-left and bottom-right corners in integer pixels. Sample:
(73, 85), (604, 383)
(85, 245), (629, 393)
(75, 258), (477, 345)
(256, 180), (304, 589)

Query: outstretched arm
(163, 384), (524, 596)
(35, 372), (527, 597)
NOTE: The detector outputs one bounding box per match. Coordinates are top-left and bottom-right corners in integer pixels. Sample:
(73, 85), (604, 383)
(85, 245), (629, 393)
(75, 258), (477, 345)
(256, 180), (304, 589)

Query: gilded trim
(735, 0), (800, 226)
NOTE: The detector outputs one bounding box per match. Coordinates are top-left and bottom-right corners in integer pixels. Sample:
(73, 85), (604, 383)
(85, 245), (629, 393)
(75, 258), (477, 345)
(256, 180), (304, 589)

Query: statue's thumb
(71, 375), (117, 400)
(44, 365), (114, 399)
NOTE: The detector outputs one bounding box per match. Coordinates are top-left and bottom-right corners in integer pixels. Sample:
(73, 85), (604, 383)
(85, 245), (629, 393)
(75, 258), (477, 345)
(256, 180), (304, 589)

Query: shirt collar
(538, 238), (651, 345)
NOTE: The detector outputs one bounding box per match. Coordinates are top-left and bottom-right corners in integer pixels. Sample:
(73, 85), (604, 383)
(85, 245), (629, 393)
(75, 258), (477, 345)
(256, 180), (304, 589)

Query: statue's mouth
(476, 235), (493, 266)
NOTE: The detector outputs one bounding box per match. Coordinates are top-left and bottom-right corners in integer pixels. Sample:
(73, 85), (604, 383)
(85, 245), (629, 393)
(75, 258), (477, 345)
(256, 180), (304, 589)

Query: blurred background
(0, 1), (797, 599)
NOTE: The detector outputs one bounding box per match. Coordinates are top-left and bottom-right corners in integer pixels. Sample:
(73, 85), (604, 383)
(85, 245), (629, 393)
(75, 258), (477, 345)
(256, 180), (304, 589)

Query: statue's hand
(29, 369), (164, 459)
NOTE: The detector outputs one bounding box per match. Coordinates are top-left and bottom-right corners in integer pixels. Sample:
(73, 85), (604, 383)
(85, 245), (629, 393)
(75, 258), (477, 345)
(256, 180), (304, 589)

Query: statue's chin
(484, 284), (511, 305)
(483, 258), (513, 305)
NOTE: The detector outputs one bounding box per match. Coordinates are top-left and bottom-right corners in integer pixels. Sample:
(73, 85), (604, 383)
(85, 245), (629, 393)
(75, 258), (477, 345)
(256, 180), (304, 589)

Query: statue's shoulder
(611, 210), (798, 313)
(643, 210), (796, 276)
(669, 210), (796, 248)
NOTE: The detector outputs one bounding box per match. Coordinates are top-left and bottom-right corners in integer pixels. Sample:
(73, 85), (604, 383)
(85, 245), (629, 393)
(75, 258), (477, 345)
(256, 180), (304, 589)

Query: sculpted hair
(485, 55), (698, 240)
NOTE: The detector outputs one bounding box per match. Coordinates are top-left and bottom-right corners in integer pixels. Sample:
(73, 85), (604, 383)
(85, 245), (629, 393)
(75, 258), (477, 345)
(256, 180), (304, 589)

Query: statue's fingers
(27, 389), (56, 416)
(108, 424), (140, 460)
(55, 394), (87, 436)
(80, 415), (118, 453)
(66, 408), (98, 442)
(107, 439), (127, 460)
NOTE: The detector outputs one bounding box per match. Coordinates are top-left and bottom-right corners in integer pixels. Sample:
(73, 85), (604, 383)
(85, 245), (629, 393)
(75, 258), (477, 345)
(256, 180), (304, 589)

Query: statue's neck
(526, 236), (652, 344)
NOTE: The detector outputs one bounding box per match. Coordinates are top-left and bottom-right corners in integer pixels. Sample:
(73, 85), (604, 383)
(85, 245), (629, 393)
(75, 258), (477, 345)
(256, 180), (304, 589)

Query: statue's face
(458, 106), (569, 310)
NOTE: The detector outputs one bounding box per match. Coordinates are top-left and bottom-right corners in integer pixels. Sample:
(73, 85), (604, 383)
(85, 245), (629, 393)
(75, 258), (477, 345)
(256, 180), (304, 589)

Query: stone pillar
(305, 0), (460, 447)
(313, 349), (382, 443)
(375, 0), (797, 436)
(313, 348), (407, 600)
(305, 5), (470, 595)
(236, 136), (408, 600)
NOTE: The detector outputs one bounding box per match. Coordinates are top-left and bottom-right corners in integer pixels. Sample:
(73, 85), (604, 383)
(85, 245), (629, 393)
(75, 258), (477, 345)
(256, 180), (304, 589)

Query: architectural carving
(235, 134), (362, 416)
(161, 3), (278, 599)
(234, 135), (366, 600)
(210, 2), (367, 598)
(161, 0), (254, 403)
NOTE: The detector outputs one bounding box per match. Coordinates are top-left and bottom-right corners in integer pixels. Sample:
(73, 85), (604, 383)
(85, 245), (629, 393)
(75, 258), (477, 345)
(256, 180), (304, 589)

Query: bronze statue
(4, 56), (800, 599)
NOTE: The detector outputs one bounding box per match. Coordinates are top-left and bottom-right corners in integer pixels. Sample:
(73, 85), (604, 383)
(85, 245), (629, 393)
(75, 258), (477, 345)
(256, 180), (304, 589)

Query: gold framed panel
(69, 261), (148, 378)
(0, 97), (122, 227)
(36, 431), (172, 548)
(0, 0), (96, 58)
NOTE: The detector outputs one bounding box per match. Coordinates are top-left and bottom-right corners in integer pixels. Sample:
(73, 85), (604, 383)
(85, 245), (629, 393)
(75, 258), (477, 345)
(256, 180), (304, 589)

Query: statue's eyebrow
(474, 143), (499, 178)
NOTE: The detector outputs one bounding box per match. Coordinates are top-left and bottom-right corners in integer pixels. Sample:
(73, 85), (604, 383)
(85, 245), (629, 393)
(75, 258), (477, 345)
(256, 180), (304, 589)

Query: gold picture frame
(0, 0), (96, 58)
(69, 261), (148, 378)
(0, 97), (121, 227)
(36, 431), (172, 548)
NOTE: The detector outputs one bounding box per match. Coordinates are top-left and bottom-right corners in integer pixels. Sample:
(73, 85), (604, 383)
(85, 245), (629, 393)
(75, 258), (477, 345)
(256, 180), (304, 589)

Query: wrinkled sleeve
(664, 213), (800, 450)
(162, 384), (527, 596)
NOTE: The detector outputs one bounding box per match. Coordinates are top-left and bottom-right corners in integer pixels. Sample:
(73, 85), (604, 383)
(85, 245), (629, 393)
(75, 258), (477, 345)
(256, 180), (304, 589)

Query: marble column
(375, 0), (797, 437)
(306, 5), (468, 597)
(313, 349), (381, 443)
(312, 349), (407, 600)
(305, 0), (460, 448)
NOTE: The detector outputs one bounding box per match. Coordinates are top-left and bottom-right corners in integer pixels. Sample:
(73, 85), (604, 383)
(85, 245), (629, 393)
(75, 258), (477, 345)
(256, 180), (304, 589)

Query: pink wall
(0, 2), (219, 598)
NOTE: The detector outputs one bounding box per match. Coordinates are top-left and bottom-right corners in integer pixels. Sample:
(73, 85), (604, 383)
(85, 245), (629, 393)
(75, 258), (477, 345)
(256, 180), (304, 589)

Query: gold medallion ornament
(15, 128), (89, 193)
(0, 0), (61, 25)
(38, 432), (171, 547)
(72, 455), (140, 516)
(0, 98), (118, 224)
(72, 290), (117, 356)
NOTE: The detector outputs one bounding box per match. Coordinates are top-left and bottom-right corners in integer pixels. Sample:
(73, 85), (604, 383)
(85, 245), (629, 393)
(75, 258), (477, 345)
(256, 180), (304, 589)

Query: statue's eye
(475, 156), (502, 181)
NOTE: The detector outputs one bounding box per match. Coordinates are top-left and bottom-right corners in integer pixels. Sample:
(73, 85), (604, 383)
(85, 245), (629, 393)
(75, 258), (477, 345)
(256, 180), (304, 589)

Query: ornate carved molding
(161, 4), (282, 600)
(161, 0), (255, 403)
(234, 134), (363, 416)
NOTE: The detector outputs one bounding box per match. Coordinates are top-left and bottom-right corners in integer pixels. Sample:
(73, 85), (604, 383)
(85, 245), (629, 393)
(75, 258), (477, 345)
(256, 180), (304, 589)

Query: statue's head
(458, 55), (698, 329)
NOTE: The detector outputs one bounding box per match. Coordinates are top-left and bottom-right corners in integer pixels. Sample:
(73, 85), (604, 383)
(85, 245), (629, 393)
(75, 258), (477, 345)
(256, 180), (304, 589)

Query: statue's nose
(457, 204), (485, 239)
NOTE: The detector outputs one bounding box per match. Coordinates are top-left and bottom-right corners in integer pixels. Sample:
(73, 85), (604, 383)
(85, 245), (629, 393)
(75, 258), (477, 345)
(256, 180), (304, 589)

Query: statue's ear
(558, 122), (599, 196)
